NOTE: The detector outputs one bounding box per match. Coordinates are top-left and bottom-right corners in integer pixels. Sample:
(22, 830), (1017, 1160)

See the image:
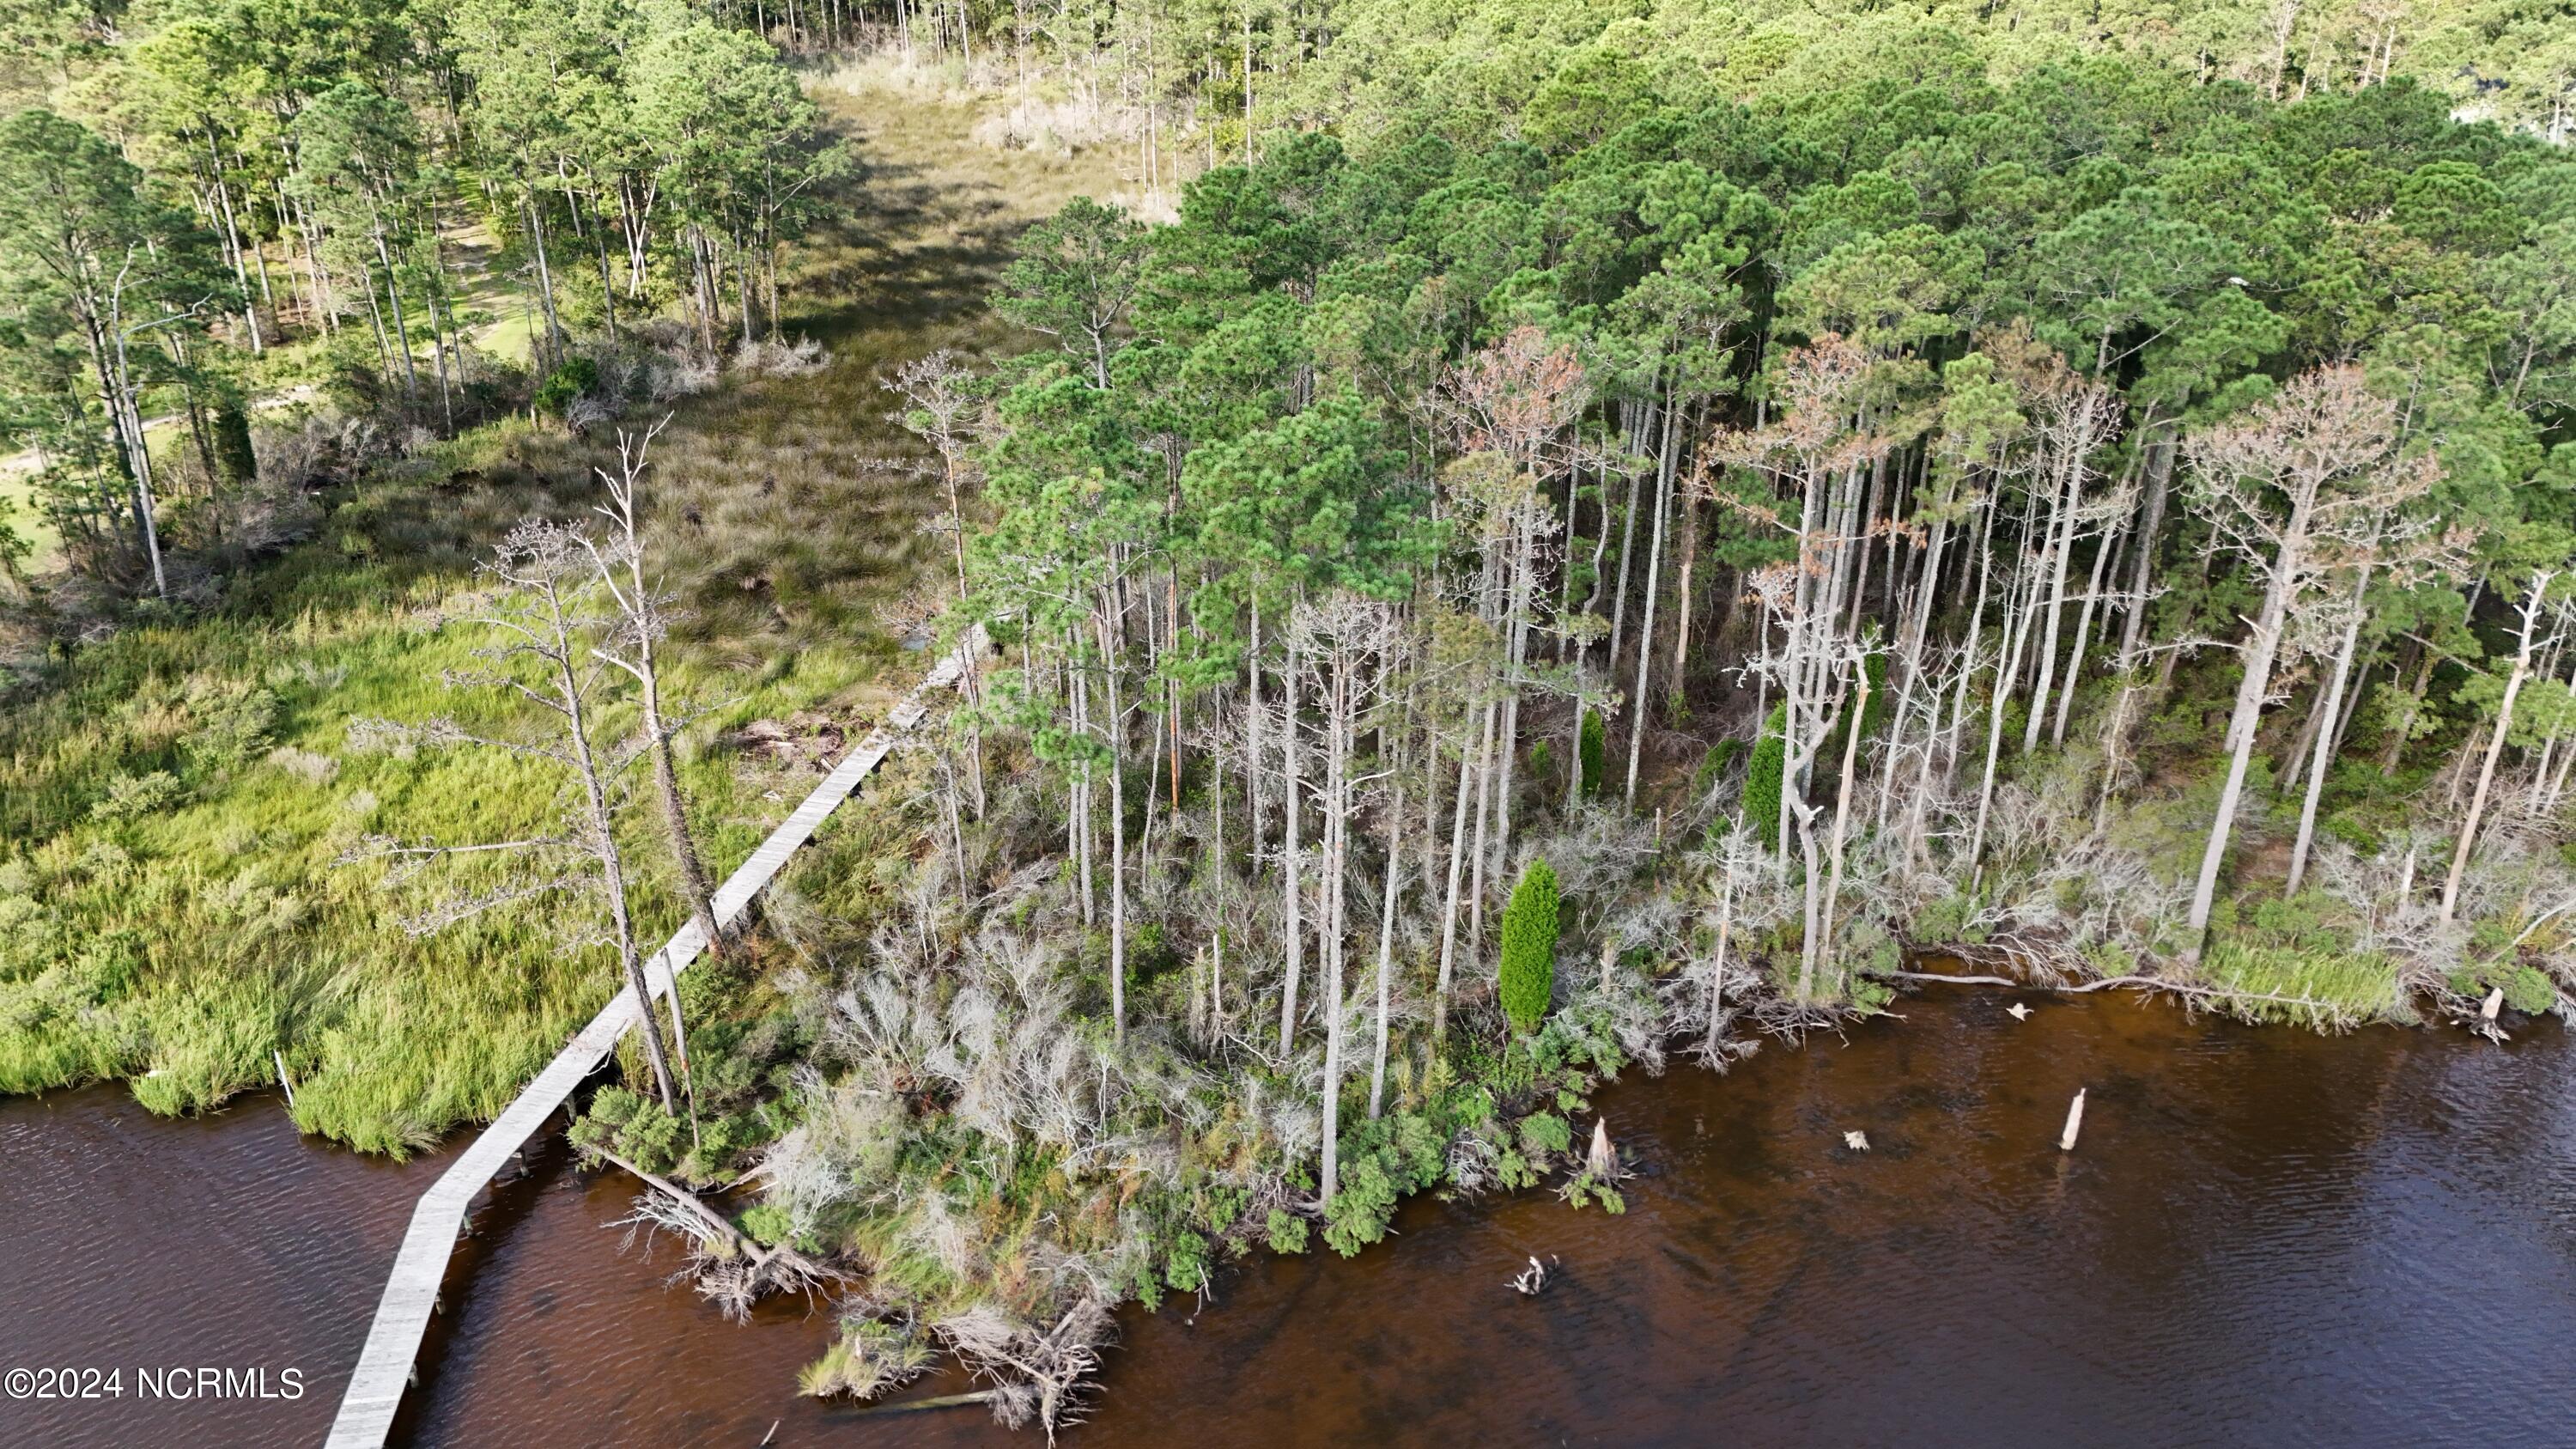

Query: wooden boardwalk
(325, 635), (980, 1448)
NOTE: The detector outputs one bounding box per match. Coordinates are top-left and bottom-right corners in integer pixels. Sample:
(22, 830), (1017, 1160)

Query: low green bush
(1321, 1111), (1446, 1256)
(1264, 1207), (1309, 1254)
(532, 356), (600, 417)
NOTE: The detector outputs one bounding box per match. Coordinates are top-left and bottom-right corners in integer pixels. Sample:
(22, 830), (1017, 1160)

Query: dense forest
(3, 0), (2573, 1434)
(0, 0), (838, 600)
(765, 18), (2576, 1422)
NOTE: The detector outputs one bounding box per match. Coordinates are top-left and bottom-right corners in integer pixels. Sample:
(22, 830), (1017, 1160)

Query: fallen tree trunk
(848, 1391), (1005, 1418)
(580, 1143), (838, 1284)
(1891, 970), (2369, 1016)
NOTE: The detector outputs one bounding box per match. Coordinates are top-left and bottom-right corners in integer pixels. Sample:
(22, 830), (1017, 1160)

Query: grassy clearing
(444, 223), (539, 367)
(0, 77), (1117, 1152)
(0, 462), (56, 575)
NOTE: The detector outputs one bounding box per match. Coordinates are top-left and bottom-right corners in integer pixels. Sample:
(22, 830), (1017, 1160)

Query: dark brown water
(0, 1086), (445, 1447)
(7, 990), (2571, 1448)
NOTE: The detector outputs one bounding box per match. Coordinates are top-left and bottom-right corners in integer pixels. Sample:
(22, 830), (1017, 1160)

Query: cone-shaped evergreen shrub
(1745, 703), (1787, 847)
(1579, 708), (1607, 797)
(1820, 653), (1890, 764)
(1499, 857), (1560, 1032)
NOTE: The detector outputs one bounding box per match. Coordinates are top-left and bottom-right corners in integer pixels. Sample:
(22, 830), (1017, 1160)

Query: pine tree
(1498, 857), (1559, 1034)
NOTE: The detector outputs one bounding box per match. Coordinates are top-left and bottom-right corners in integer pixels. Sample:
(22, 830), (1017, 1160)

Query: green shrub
(90, 771), (184, 822)
(1579, 708), (1607, 797)
(2244, 892), (2343, 954)
(1498, 857), (1559, 1033)
(1694, 736), (1745, 800)
(1321, 1111), (1445, 1256)
(1743, 703), (1786, 847)
(533, 356), (599, 417)
(180, 683), (280, 776)
(1162, 1227), (1213, 1293)
(1819, 654), (1890, 764)
(1910, 891), (1986, 946)
(1516, 1110), (1571, 1160)
(2504, 965), (2558, 1014)
(571, 1085), (686, 1175)
(739, 1202), (798, 1247)
(1562, 1172), (1626, 1213)
(1265, 1207), (1310, 1254)
(1129, 920), (1180, 983)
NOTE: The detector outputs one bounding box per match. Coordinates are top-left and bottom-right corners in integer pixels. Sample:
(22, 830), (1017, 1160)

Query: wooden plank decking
(325, 636), (979, 1448)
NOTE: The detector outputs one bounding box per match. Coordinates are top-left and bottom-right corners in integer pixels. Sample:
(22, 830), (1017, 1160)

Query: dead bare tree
(1691, 820), (1771, 1062)
(585, 418), (725, 997)
(2442, 570), (2571, 922)
(884, 349), (989, 815)
(2179, 366), (2444, 953)
(1425, 327), (1591, 893)
(2015, 360), (2123, 756)
(1289, 591), (1400, 1204)
(2282, 509), (2469, 895)
(352, 519), (683, 1109)
(1709, 338), (1895, 995)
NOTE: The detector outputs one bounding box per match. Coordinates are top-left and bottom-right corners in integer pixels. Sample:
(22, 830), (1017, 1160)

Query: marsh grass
(0, 79), (1117, 1153)
(2201, 937), (2409, 1030)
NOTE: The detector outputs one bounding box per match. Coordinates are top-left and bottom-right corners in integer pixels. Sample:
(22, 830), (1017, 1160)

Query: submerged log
(849, 1390), (1004, 1418)
(1894, 970), (2374, 1018)
(2058, 1088), (2087, 1152)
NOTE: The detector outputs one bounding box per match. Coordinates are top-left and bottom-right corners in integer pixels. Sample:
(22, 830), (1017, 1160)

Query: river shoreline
(7, 986), (2566, 1448)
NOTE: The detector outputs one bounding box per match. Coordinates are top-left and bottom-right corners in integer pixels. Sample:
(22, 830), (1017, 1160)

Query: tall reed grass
(2201, 938), (2409, 1031)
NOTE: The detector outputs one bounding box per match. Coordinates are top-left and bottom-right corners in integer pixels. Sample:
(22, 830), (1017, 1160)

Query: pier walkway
(325, 636), (978, 1447)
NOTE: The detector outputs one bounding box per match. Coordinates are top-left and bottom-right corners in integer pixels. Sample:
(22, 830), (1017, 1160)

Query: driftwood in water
(2058, 1088), (2087, 1151)
(1894, 970), (2369, 1017)
(584, 1144), (750, 1249)
(582, 1142), (841, 1315)
(849, 1390), (1005, 1418)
